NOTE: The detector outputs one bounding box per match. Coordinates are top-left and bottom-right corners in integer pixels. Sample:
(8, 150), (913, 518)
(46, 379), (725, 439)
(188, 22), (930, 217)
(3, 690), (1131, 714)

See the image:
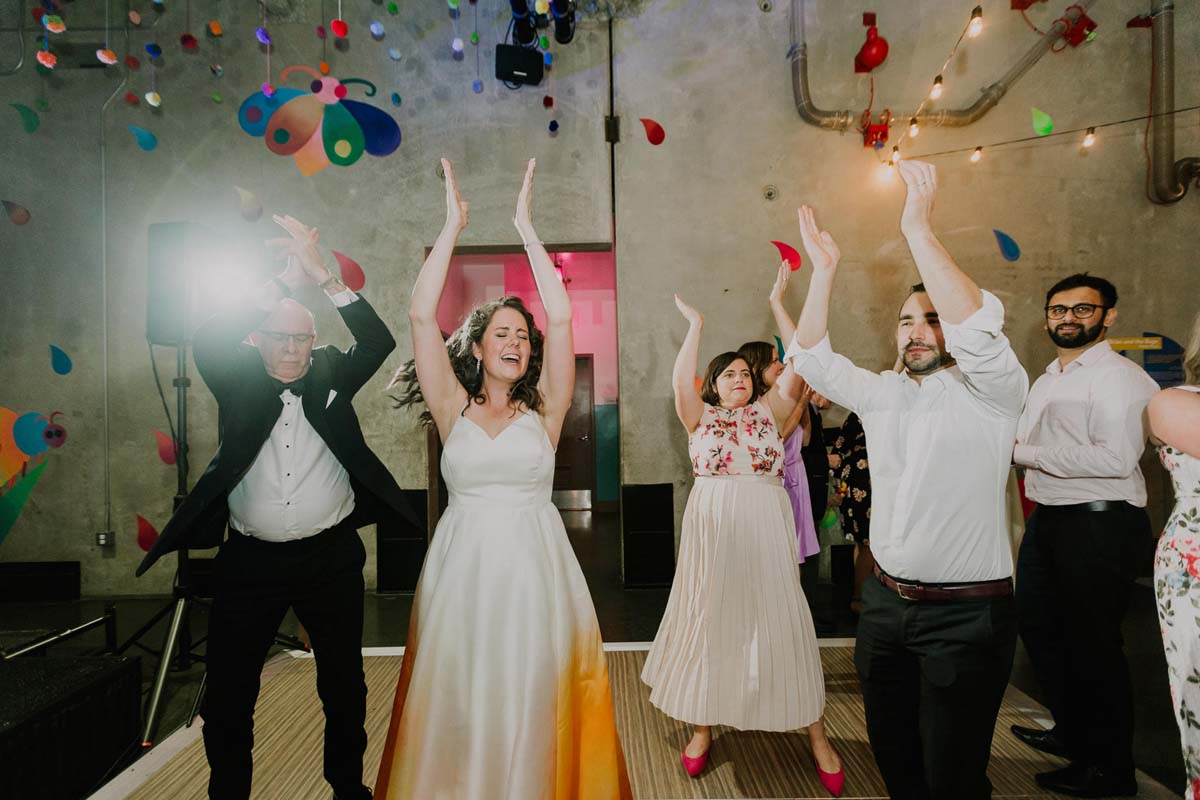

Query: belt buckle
(895, 581), (923, 601)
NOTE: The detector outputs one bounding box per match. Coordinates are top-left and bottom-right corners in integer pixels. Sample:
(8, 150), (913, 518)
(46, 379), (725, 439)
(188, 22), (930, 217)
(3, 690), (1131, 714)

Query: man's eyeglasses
(257, 330), (315, 346)
(1044, 303), (1107, 320)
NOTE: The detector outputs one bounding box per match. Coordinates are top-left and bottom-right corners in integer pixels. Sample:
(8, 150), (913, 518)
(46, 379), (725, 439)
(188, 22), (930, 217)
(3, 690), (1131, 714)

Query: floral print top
(1157, 391), (1200, 580)
(689, 400), (784, 477)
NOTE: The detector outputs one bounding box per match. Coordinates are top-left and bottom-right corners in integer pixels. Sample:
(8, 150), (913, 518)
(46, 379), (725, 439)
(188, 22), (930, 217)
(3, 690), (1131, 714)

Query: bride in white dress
(375, 159), (632, 800)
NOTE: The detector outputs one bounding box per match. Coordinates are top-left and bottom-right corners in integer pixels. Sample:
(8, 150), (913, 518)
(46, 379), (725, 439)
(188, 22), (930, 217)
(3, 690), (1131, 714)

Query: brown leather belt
(873, 566), (1013, 602)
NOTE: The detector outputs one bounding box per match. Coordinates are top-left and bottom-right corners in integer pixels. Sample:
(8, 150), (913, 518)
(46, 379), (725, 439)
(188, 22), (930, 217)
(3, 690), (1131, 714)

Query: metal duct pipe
(1149, 0), (1199, 203)
(790, 0), (1097, 132)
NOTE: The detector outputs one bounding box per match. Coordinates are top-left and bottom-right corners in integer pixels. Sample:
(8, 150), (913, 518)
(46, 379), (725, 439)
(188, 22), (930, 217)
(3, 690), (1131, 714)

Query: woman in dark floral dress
(829, 412), (873, 613)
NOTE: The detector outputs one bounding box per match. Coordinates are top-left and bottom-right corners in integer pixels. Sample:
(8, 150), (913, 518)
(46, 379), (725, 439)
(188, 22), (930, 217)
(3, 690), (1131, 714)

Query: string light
(967, 5), (984, 38)
(1082, 126), (1096, 147)
(970, 146), (983, 163)
(908, 116), (919, 138)
(930, 74), (944, 100)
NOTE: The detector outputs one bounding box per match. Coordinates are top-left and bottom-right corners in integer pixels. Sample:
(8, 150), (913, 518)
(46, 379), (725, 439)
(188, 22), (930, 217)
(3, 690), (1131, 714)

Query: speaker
(621, 483), (676, 587)
(146, 222), (202, 345)
(496, 44), (544, 86)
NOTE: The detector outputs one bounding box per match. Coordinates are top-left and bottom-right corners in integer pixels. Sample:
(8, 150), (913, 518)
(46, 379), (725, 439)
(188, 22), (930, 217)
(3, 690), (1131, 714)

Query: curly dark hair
(736, 340), (777, 398)
(700, 351), (758, 407)
(391, 296), (545, 426)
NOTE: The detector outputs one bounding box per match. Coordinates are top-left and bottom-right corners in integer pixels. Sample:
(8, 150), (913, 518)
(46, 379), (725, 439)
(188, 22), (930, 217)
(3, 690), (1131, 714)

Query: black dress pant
(200, 520), (369, 800)
(1017, 503), (1147, 777)
(855, 575), (1017, 800)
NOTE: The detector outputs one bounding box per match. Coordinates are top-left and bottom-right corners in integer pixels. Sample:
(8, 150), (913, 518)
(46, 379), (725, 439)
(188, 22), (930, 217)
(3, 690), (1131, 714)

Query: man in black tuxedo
(136, 216), (417, 800)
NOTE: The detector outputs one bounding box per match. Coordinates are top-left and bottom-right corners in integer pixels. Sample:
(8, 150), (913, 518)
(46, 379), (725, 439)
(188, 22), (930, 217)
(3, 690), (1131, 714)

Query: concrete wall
(1, 0), (1196, 594)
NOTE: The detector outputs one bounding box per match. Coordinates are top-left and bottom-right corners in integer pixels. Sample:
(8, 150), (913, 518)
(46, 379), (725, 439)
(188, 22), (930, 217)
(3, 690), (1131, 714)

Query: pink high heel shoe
(814, 755), (845, 797)
(681, 744), (710, 778)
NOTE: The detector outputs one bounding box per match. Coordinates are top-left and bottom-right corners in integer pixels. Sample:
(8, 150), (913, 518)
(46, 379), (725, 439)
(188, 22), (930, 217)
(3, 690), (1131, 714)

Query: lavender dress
(783, 428), (821, 562)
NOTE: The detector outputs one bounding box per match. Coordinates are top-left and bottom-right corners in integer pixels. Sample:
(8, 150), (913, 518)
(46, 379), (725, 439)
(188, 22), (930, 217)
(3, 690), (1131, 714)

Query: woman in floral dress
(1149, 313), (1200, 800)
(640, 286), (843, 796)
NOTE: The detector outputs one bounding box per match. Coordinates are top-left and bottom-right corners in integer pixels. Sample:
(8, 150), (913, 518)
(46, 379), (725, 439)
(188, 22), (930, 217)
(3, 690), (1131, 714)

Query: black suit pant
(200, 519), (369, 800)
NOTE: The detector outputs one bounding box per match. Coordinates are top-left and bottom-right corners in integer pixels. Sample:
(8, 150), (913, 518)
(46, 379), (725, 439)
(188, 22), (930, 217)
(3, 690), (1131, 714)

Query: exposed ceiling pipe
(1149, 0), (1199, 203)
(789, 0), (1097, 132)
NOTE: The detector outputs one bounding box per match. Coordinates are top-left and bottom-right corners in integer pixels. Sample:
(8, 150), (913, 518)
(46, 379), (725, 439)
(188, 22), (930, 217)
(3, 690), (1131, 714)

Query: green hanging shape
(539, 35), (549, 49)
(212, 92), (223, 103)
(387, 1), (398, 13)
(1031, 107), (1054, 137)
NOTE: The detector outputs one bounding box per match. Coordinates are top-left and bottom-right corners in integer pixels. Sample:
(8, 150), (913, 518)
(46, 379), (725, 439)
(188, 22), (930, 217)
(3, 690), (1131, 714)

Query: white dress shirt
(228, 287), (358, 541)
(787, 291), (1029, 583)
(1014, 340), (1159, 507)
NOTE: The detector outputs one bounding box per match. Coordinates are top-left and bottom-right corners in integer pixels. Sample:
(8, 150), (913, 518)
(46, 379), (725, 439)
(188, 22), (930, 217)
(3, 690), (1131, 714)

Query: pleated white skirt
(641, 475), (826, 731)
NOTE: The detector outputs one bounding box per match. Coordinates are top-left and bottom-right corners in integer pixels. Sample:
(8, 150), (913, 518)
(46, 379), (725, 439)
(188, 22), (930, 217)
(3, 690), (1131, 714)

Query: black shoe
(1034, 764), (1137, 798)
(332, 788), (371, 800)
(1011, 723), (1069, 758)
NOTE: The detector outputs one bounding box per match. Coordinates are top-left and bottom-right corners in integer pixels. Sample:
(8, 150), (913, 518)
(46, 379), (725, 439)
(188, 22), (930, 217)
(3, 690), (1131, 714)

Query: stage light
(508, 0), (536, 46)
(1083, 127), (1096, 147)
(908, 116), (919, 138)
(968, 5), (983, 38)
(930, 75), (944, 100)
(970, 146), (983, 163)
(551, 0), (575, 44)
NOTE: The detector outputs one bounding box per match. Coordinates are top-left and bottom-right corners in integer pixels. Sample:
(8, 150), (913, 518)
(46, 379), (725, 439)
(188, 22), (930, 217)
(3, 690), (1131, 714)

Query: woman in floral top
(1149, 314), (1200, 800)
(641, 277), (844, 797)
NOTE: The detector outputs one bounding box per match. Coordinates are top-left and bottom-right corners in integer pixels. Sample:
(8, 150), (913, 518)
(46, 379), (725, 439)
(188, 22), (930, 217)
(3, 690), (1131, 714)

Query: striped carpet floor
(122, 647), (1167, 799)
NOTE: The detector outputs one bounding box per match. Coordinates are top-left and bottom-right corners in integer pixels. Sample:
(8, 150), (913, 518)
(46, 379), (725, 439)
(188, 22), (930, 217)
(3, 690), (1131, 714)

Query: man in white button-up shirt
(786, 161), (1028, 800)
(1011, 274), (1157, 798)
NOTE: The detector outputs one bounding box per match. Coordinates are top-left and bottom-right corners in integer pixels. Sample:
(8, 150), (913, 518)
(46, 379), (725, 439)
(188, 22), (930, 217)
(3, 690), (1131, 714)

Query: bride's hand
(442, 158), (469, 233)
(514, 158), (536, 240)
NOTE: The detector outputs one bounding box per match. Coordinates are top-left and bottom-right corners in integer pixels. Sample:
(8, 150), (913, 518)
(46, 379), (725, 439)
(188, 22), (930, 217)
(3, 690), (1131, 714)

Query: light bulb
(908, 116), (919, 138)
(968, 5), (983, 38)
(1083, 127), (1096, 148)
(930, 75), (944, 100)
(970, 146), (983, 163)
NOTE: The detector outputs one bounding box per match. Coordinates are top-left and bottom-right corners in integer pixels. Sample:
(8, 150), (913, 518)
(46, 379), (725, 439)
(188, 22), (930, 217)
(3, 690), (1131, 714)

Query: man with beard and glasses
(785, 160), (1028, 800)
(1010, 273), (1157, 798)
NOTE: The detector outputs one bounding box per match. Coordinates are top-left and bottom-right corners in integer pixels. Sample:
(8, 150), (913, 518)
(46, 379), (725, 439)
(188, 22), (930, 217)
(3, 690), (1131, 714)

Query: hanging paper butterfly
(238, 65), (402, 176)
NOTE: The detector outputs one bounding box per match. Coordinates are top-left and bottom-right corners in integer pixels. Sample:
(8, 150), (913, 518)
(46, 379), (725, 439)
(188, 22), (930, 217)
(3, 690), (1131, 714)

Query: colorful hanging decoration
(10, 103), (40, 133)
(238, 66), (402, 176)
(331, 250), (366, 291)
(153, 429), (177, 465)
(49, 345), (73, 375)
(129, 125), (159, 151)
(234, 186), (263, 222)
(179, 0), (198, 50)
(992, 229), (1021, 262)
(1031, 107), (1054, 136)
(639, 117), (665, 145)
(369, 21), (385, 40)
(770, 240), (803, 271)
(331, 0), (349, 39)
(97, 49), (118, 65)
(136, 514), (159, 552)
(3, 200), (31, 225)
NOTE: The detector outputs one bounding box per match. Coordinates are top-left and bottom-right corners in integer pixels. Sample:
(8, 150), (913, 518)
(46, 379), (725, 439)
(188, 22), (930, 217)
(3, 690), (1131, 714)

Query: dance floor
(104, 644), (1176, 800)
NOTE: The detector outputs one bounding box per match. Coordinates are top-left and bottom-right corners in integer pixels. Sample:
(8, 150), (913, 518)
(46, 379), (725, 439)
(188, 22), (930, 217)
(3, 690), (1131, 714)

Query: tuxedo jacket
(136, 294), (419, 577)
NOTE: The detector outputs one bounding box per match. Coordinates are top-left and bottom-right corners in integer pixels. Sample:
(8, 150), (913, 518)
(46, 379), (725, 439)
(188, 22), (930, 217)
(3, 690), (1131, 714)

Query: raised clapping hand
(268, 214), (330, 286)
(768, 261), (790, 307)
(514, 158), (536, 240)
(442, 158), (469, 234)
(674, 294), (703, 326)
(797, 206), (841, 275)
(897, 159), (937, 238)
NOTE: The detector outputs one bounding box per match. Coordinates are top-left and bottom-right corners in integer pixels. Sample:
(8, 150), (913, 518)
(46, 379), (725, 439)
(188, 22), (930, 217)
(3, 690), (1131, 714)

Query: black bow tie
(272, 376), (307, 397)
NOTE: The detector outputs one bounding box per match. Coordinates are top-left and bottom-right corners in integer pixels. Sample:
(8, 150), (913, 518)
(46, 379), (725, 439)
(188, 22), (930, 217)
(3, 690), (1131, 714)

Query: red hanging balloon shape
(136, 514), (159, 552)
(332, 251), (366, 292)
(854, 25), (889, 73)
(153, 429), (177, 465)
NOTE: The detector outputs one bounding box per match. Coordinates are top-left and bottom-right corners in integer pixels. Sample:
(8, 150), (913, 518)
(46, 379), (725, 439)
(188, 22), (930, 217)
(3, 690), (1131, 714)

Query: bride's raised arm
(515, 158), (575, 448)
(407, 158), (471, 439)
